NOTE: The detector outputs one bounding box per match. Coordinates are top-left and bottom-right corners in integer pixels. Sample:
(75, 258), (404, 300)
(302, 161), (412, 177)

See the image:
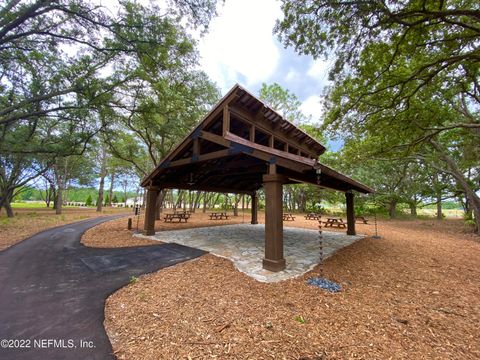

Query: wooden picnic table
(304, 213), (321, 220)
(164, 213), (190, 223)
(209, 212), (230, 220)
(355, 216), (369, 224)
(323, 217), (346, 228)
(283, 213), (296, 221)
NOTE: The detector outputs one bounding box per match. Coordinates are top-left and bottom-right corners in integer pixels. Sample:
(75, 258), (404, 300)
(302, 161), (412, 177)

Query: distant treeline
(14, 187), (137, 204)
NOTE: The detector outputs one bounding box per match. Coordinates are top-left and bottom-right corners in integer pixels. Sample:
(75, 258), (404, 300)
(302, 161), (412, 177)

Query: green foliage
(275, 0), (480, 229)
(0, 0), (220, 215)
(112, 195), (119, 203)
(276, 1), (479, 107)
(104, 194), (110, 207)
(85, 195), (93, 207)
(294, 315), (306, 324)
(259, 83), (310, 124)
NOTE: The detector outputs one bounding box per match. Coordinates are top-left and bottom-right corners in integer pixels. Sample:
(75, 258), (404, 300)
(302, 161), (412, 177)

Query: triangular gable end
(141, 84), (327, 187)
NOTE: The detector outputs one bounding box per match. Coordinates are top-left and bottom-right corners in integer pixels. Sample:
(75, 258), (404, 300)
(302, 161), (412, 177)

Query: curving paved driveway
(0, 216), (206, 360)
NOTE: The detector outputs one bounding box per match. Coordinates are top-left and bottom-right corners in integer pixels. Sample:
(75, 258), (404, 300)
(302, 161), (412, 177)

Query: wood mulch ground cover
(0, 207), (129, 251)
(101, 216), (479, 359)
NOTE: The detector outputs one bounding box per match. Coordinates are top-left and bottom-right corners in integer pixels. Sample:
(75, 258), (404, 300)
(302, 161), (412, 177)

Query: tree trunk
(54, 162), (64, 215)
(96, 147), (107, 212)
(211, 193), (221, 209)
(430, 140), (480, 232)
(409, 202), (417, 217)
(193, 191), (202, 212)
(108, 172), (114, 206)
(4, 201), (14, 218)
(233, 194), (240, 216)
(388, 200), (397, 218)
(436, 192), (443, 220)
(155, 190), (165, 220)
(174, 190), (183, 210)
(56, 186), (63, 215)
(1, 190), (15, 218)
(202, 191), (208, 212)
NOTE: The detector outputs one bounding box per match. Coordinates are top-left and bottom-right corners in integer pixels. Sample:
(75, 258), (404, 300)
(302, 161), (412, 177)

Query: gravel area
(138, 224), (363, 282)
(103, 218), (480, 359)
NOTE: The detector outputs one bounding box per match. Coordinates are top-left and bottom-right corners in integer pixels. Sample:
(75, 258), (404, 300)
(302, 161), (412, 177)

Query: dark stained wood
(193, 138), (199, 157)
(200, 130), (230, 147)
(249, 124), (255, 142)
(262, 173), (288, 272)
(140, 84), (374, 273)
(157, 183), (253, 195)
(199, 130), (312, 173)
(144, 188), (159, 235)
(168, 149), (230, 167)
(346, 191), (356, 235)
(140, 88), (240, 186)
(225, 132), (315, 165)
(251, 192), (258, 224)
(229, 104), (319, 158)
(222, 105), (230, 136)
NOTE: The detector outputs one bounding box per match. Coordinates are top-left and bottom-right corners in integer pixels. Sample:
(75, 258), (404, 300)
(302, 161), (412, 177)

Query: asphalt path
(0, 216), (206, 359)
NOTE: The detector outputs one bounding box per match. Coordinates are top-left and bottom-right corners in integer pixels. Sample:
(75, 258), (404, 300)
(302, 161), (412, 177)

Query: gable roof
(141, 84), (373, 194)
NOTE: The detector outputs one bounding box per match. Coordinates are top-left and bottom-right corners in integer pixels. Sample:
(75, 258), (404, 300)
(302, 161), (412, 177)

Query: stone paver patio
(138, 224), (364, 282)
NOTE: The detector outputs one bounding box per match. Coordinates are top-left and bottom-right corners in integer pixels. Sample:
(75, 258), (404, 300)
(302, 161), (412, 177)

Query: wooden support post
(144, 187), (160, 235)
(251, 192), (258, 224)
(193, 138), (200, 157)
(262, 173), (288, 272)
(346, 191), (356, 235)
(249, 124), (255, 142)
(223, 105), (230, 136)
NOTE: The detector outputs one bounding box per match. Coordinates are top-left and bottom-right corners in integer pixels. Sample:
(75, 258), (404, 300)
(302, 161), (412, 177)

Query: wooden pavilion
(141, 84), (373, 272)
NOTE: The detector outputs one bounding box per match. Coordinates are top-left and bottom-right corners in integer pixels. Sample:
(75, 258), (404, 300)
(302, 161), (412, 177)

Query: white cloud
(198, 0), (282, 93)
(300, 95), (324, 124)
(307, 59), (330, 79)
(285, 69), (298, 82)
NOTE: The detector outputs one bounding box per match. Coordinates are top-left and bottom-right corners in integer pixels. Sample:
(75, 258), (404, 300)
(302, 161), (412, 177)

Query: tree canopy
(276, 0), (480, 231)
(0, 0), (220, 216)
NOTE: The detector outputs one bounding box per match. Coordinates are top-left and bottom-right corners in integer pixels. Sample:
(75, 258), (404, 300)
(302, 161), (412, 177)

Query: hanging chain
(318, 220), (324, 277)
(372, 193), (380, 239)
(316, 165), (324, 277)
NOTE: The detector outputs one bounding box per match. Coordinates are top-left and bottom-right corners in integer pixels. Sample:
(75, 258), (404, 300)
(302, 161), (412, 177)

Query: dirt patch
(105, 219), (479, 359)
(0, 207), (129, 251)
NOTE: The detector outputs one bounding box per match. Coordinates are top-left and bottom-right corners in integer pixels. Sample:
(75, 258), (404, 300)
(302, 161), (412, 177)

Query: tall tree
(275, 0), (480, 231)
(0, 0), (220, 216)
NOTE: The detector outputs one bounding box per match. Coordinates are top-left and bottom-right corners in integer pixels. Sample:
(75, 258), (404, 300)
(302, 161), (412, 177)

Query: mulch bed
(102, 218), (479, 359)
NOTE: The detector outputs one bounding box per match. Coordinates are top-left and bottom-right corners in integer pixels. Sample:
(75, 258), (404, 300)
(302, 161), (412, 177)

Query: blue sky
(197, 0), (332, 126)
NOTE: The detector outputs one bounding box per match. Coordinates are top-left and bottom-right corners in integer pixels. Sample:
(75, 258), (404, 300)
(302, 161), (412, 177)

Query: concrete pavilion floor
(138, 224), (364, 282)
